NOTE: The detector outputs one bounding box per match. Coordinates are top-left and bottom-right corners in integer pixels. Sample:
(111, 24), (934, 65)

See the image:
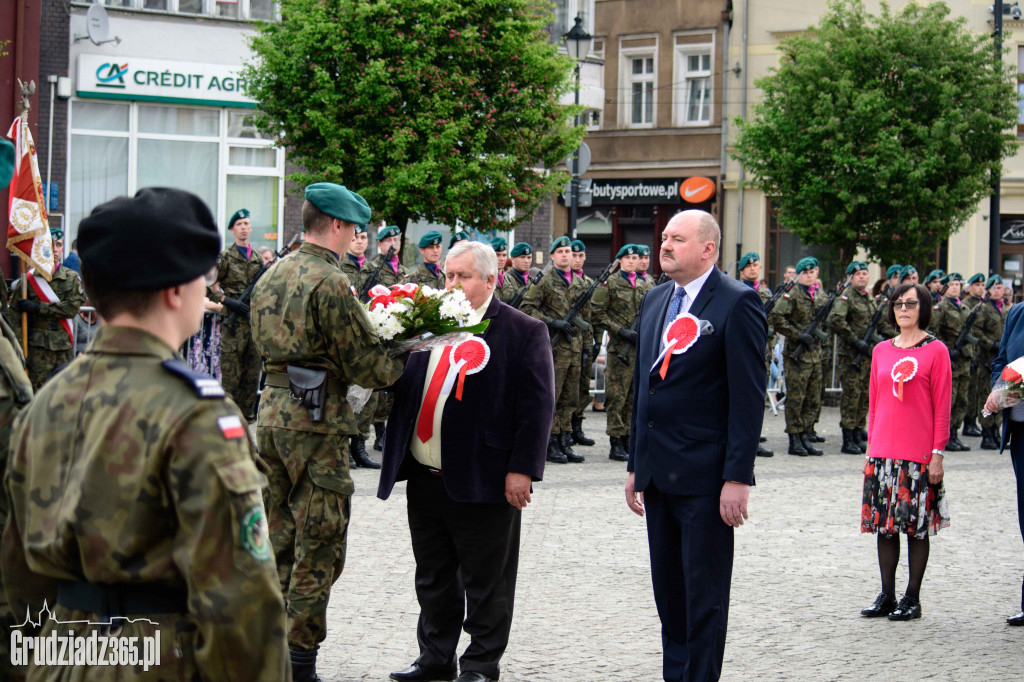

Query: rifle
(953, 291), (988, 358)
(508, 270), (543, 310)
(227, 233), (302, 327)
(615, 273), (669, 362)
(792, 277), (847, 361)
(850, 285), (892, 370)
(551, 259), (620, 346)
(764, 279), (797, 315)
(359, 245), (397, 302)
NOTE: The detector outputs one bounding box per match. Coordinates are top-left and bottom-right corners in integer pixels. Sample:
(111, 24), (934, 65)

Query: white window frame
(552, 0), (596, 53)
(619, 42), (658, 129)
(674, 32), (715, 127)
(91, 0), (280, 21)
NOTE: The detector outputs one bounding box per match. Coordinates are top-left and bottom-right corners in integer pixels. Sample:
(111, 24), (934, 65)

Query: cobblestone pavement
(316, 406), (1023, 681)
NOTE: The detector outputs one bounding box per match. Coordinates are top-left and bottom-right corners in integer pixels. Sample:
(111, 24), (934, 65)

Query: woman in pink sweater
(861, 282), (952, 621)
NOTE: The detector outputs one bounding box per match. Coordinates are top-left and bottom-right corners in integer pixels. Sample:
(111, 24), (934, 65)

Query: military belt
(57, 580), (188, 619)
(264, 371), (345, 396)
(30, 320), (62, 331)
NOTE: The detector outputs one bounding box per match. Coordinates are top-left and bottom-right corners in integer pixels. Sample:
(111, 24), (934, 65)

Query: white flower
(439, 297), (463, 320)
(420, 285), (440, 297)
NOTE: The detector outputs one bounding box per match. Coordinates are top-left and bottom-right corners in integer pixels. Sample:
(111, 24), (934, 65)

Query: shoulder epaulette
(162, 359), (226, 399)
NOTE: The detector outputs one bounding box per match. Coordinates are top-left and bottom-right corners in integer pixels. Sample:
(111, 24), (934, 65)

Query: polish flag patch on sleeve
(218, 415), (246, 440)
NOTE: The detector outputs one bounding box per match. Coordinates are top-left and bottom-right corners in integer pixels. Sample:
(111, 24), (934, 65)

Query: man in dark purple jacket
(378, 241), (555, 682)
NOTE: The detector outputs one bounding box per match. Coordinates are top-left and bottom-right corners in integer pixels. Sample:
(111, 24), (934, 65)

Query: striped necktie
(662, 286), (686, 341)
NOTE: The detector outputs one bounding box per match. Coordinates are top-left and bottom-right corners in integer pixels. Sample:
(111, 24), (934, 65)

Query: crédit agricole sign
(76, 55), (256, 108)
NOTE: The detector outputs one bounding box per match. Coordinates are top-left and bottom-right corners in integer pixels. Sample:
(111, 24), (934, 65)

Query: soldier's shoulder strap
(162, 359), (227, 399)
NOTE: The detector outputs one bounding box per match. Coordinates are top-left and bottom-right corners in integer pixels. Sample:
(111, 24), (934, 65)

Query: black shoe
(547, 435), (568, 463)
(350, 437), (382, 469)
(887, 594), (922, 620)
(373, 422), (386, 451)
(801, 433), (823, 456)
(1008, 611), (1024, 626)
(456, 673), (495, 682)
(947, 430), (970, 452)
(759, 435), (767, 443)
(390, 663), (457, 681)
(609, 436), (629, 461)
(841, 429), (864, 455)
(962, 418), (982, 437)
(856, 428), (868, 449)
(981, 426), (999, 450)
(571, 417), (595, 446)
(808, 429), (825, 443)
(291, 648), (323, 682)
(860, 592), (897, 618)
(561, 432), (585, 463)
(787, 433), (809, 456)
(756, 443), (774, 457)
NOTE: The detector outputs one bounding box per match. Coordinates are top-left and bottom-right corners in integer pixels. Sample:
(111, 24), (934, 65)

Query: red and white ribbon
(25, 271), (73, 344)
(890, 356), (918, 401)
(441, 337), (490, 400)
(656, 312), (700, 380)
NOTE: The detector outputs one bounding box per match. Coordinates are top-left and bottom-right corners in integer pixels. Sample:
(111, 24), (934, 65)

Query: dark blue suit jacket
(377, 296), (556, 504)
(628, 266), (767, 495)
(992, 303), (1024, 452)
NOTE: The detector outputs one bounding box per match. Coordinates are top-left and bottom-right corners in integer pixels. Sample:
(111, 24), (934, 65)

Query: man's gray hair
(448, 240), (498, 281)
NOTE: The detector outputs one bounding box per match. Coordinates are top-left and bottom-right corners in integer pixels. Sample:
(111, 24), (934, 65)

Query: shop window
(227, 176), (280, 247)
(138, 106), (219, 136)
(137, 139), (219, 212)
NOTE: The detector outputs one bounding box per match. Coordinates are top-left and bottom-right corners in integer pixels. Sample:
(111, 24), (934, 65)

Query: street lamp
(563, 15), (592, 240)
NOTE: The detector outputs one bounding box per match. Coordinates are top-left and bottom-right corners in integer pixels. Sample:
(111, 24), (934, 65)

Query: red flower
(370, 295), (397, 310)
(1003, 366), (1022, 383)
(897, 486), (912, 504)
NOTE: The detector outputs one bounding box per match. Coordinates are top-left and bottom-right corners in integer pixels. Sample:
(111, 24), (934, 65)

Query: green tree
(733, 0), (1018, 266)
(244, 0), (583, 237)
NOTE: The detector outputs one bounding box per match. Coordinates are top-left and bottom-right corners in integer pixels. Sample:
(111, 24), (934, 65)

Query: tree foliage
(733, 0), (1019, 265)
(244, 0), (584, 234)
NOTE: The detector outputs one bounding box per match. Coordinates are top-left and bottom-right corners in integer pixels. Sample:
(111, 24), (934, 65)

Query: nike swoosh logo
(684, 184), (710, 198)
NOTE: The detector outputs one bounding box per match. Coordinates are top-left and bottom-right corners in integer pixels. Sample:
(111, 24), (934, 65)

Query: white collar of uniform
(673, 264), (715, 309)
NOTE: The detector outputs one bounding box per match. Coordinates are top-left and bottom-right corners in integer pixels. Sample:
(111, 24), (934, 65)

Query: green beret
(550, 235), (572, 253)
(898, 265), (917, 282)
(510, 242), (533, 258)
(304, 183), (371, 226)
(845, 261), (867, 275)
(616, 244), (640, 258)
(354, 225), (367, 235)
(0, 139), (14, 189)
(795, 257), (819, 274)
(987, 274), (1004, 289)
(637, 245), (651, 256)
(738, 252), (760, 271)
(449, 231), (470, 248)
(228, 208), (250, 230)
(941, 272), (963, 285)
(49, 227), (64, 241)
(967, 273), (986, 285)
(378, 225), (402, 241)
(419, 231), (443, 248)
(924, 269), (945, 285)
(570, 239), (586, 253)
(490, 237), (508, 252)
(886, 264), (903, 279)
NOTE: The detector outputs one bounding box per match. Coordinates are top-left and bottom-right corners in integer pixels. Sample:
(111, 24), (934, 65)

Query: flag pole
(16, 82), (31, 357)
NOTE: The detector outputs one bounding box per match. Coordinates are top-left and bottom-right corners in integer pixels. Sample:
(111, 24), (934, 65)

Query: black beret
(78, 187), (220, 290)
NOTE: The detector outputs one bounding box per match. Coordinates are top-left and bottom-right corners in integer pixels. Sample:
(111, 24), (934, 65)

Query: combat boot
(571, 417), (596, 446)
(350, 437), (381, 469)
(981, 426), (999, 450)
(807, 429), (825, 443)
(547, 435), (568, 463)
(787, 433), (809, 456)
(840, 429), (864, 455)
(756, 443), (774, 457)
(946, 427), (970, 452)
(561, 432), (585, 463)
(856, 428), (868, 449)
(962, 417), (982, 438)
(373, 422), (386, 451)
(609, 436), (629, 461)
(801, 433), (824, 456)
(290, 648), (323, 682)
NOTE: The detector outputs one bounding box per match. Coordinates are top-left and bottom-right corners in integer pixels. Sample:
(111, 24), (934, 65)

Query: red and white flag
(24, 270), (73, 344)
(6, 116), (55, 281)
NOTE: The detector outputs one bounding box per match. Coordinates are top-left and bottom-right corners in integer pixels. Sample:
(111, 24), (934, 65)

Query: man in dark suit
(986, 301), (1024, 626)
(626, 210), (767, 681)
(379, 241), (556, 682)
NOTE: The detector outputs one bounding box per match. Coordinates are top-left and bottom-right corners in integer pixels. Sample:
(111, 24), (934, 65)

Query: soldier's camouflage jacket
(9, 265), (85, 352)
(408, 262), (445, 290)
(769, 284), (824, 364)
(828, 285), (878, 358)
(519, 267), (585, 354)
(339, 254), (368, 295)
(972, 298), (1005, 359)
(933, 296), (974, 364)
(498, 268), (530, 305)
(597, 272), (646, 361)
(208, 244), (263, 306)
(364, 252), (409, 289)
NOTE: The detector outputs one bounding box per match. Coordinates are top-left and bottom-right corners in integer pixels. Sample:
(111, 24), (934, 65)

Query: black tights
(877, 533), (929, 600)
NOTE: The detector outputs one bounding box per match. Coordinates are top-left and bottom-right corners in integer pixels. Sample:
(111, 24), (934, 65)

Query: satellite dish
(74, 5), (121, 46)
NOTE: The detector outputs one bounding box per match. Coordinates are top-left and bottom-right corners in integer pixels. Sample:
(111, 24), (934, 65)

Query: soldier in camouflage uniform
(569, 239), (598, 447)
(876, 265), (903, 339)
(769, 257), (825, 456)
(365, 224), (409, 450)
(828, 261), (877, 454)
(961, 273), (987, 438)
(521, 235), (586, 464)
(339, 224), (382, 469)
(206, 208), (264, 420)
(498, 241), (534, 305)
(251, 183), (404, 680)
(2, 188), (288, 681)
(596, 244), (644, 461)
(931, 273), (973, 451)
(636, 244), (651, 281)
(9, 227), (84, 390)
(976, 275), (1007, 449)
(924, 269), (946, 305)
(738, 251), (775, 457)
(409, 230), (446, 289)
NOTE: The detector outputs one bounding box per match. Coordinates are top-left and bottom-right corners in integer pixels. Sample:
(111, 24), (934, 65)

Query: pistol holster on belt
(287, 365), (327, 423)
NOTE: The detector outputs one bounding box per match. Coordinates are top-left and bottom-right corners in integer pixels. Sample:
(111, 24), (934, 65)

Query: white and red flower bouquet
(983, 356), (1024, 416)
(364, 282), (489, 353)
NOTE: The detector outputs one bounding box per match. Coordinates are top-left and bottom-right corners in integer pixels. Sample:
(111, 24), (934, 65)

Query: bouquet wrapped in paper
(983, 356), (1024, 417)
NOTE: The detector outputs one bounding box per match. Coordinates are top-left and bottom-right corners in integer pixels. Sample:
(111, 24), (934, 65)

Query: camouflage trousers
(552, 346), (580, 434)
(950, 363), (971, 431)
(838, 355), (870, 430)
(220, 320), (262, 419)
(354, 391), (379, 439)
(26, 346), (71, 390)
(970, 355), (996, 427)
(605, 347), (635, 437)
(783, 355), (821, 435)
(574, 350), (594, 420)
(373, 390), (393, 426)
(258, 426), (352, 650)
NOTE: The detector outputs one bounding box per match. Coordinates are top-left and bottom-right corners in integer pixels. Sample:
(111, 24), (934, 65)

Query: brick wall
(36, 0), (69, 235)
(516, 196), (553, 264)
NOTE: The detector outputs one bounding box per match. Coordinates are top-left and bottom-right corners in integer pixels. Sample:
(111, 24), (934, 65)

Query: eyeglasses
(892, 300), (919, 310)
